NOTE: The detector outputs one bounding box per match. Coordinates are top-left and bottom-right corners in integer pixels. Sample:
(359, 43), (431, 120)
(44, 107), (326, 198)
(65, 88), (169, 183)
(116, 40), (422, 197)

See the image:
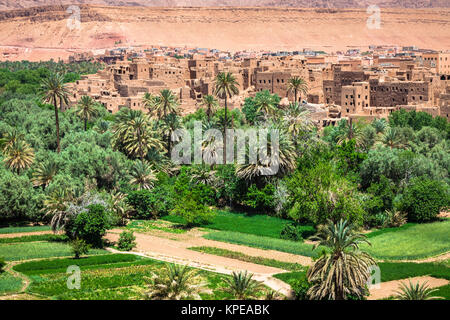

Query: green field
(0, 241), (107, 261)
(362, 220), (450, 260)
(15, 254), (269, 300)
(0, 225), (51, 234)
(204, 231), (319, 257)
(163, 210), (314, 239)
(0, 272), (23, 295)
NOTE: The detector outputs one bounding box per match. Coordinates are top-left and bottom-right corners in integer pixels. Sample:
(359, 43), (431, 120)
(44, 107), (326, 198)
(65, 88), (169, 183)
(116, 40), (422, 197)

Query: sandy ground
(1, 6), (449, 61)
(368, 276), (449, 300)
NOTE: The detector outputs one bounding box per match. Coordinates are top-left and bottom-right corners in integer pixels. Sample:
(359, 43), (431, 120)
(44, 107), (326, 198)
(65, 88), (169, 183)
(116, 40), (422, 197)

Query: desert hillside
(0, 5), (449, 61)
(1, 0), (449, 10)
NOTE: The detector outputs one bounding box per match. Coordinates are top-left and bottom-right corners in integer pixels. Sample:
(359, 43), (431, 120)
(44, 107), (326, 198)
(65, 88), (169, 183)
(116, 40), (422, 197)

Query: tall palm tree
(41, 72), (70, 153)
(307, 219), (376, 300)
(144, 264), (210, 300)
(223, 271), (264, 300)
(112, 109), (163, 160)
(395, 281), (442, 300)
(129, 160), (157, 190)
(32, 161), (58, 189)
(76, 95), (99, 131)
(287, 76), (308, 103)
(160, 113), (183, 156)
(200, 94), (219, 122)
(214, 72), (239, 162)
(2, 139), (34, 174)
(254, 90), (278, 118)
(157, 89), (179, 120)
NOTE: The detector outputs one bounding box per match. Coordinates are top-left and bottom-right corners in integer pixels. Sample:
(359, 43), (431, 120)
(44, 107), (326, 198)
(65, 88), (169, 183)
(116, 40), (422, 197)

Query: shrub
(70, 238), (90, 259)
(127, 187), (176, 219)
(243, 184), (276, 212)
(66, 204), (110, 248)
(290, 275), (312, 300)
(0, 257), (6, 273)
(117, 230), (136, 251)
(170, 197), (215, 227)
(398, 177), (449, 222)
(280, 223), (316, 241)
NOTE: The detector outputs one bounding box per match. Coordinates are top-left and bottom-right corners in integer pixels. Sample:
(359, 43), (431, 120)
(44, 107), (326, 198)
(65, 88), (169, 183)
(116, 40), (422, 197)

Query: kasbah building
(67, 46), (450, 127)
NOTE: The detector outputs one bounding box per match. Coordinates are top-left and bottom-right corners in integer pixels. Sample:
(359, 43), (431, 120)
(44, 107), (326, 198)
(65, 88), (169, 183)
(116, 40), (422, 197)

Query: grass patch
(434, 285), (450, 300)
(126, 220), (186, 234)
(13, 254), (143, 275)
(18, 256), (268, 300)
(0, 234), (68, 244)
(163, 210), (308, 239)
(189, 246), (306, 271)
(378, 261), (450, 282)
(203, 231), (319, 257)
(0, 241), (107, 261)
(0, 272), (23, 295)
(273, 271), (307, 285)
(362, 220), (450, 260)
(0, 225), (50, 234)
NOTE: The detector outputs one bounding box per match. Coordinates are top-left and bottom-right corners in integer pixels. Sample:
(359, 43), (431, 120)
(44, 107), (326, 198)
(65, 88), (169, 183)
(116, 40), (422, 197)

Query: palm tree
(156, 89), (179, 120)
(214, 72), (239, 162)
(0, 129), (24, 152)
(378, 126), (406, 149)
(395, 281), (442, 300)
(372, 118), (388, 134)
(32, 161), (58, 189)
(223, 271), (263, 300)
(112, 109), (163, 160)
(129, 161), (157, 190)
(2, 139), (34, 174)
(144, 264), (210, 300)
(254, 90), (278, 118)
(307, 219), (376, 300)
(236, 124), (296, 183)
(142, 92), (158, 117)
(190, 166), (217, 186)
(42, 189), (74, 232)
(283, 102), (314, 146)
(287, 76), (308, 103)
(109, 191), (132, 226)
(41, 72), (70, 153)
(76, 95), (99, 131)
(160, 113), (183, 156)
(200, 94), (219, 122)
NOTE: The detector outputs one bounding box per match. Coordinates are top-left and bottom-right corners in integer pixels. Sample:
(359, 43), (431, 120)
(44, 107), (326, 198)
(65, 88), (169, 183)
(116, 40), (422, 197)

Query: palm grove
(0, 61), (449, 300)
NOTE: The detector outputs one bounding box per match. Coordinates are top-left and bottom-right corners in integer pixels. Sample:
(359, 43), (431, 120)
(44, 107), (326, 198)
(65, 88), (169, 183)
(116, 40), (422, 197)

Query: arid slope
(0, 6), (449, 61)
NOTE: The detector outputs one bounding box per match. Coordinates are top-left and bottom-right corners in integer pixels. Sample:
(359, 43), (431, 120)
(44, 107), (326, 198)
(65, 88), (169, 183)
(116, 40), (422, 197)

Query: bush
(66, 204), (110, 248)
(244, 184), (276, 212)
(170, 197), (216, 227)
(398, 177), (449, 222)
(290, 275), (312, 300)
(70, 238), (90, 259)
(0, 257), (6, 273)
(280, 223), (315, 241)
(127, 187), (176, 219)
(117, 230), (136, 251)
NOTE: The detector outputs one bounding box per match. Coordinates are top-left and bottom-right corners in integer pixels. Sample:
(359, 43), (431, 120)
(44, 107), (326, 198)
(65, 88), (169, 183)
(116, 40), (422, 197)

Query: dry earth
(0, 5), (449, 61)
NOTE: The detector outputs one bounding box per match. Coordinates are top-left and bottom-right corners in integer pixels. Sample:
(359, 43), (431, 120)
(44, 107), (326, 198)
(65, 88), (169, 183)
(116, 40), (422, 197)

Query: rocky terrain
(1, 1), (449, 10)
(0, 5), (448, 61)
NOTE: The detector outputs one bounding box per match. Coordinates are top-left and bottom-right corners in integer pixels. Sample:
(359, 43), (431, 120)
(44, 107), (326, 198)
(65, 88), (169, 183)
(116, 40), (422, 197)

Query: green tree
(40, 72), (70, 153)
(287, 76), (308, 103)
(76, 95), (99, 131)
(307, 219), (375, 300)
(214, 72), (239, 162)
(200, 94), (219, 122)
(223, 270), (264, 300)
